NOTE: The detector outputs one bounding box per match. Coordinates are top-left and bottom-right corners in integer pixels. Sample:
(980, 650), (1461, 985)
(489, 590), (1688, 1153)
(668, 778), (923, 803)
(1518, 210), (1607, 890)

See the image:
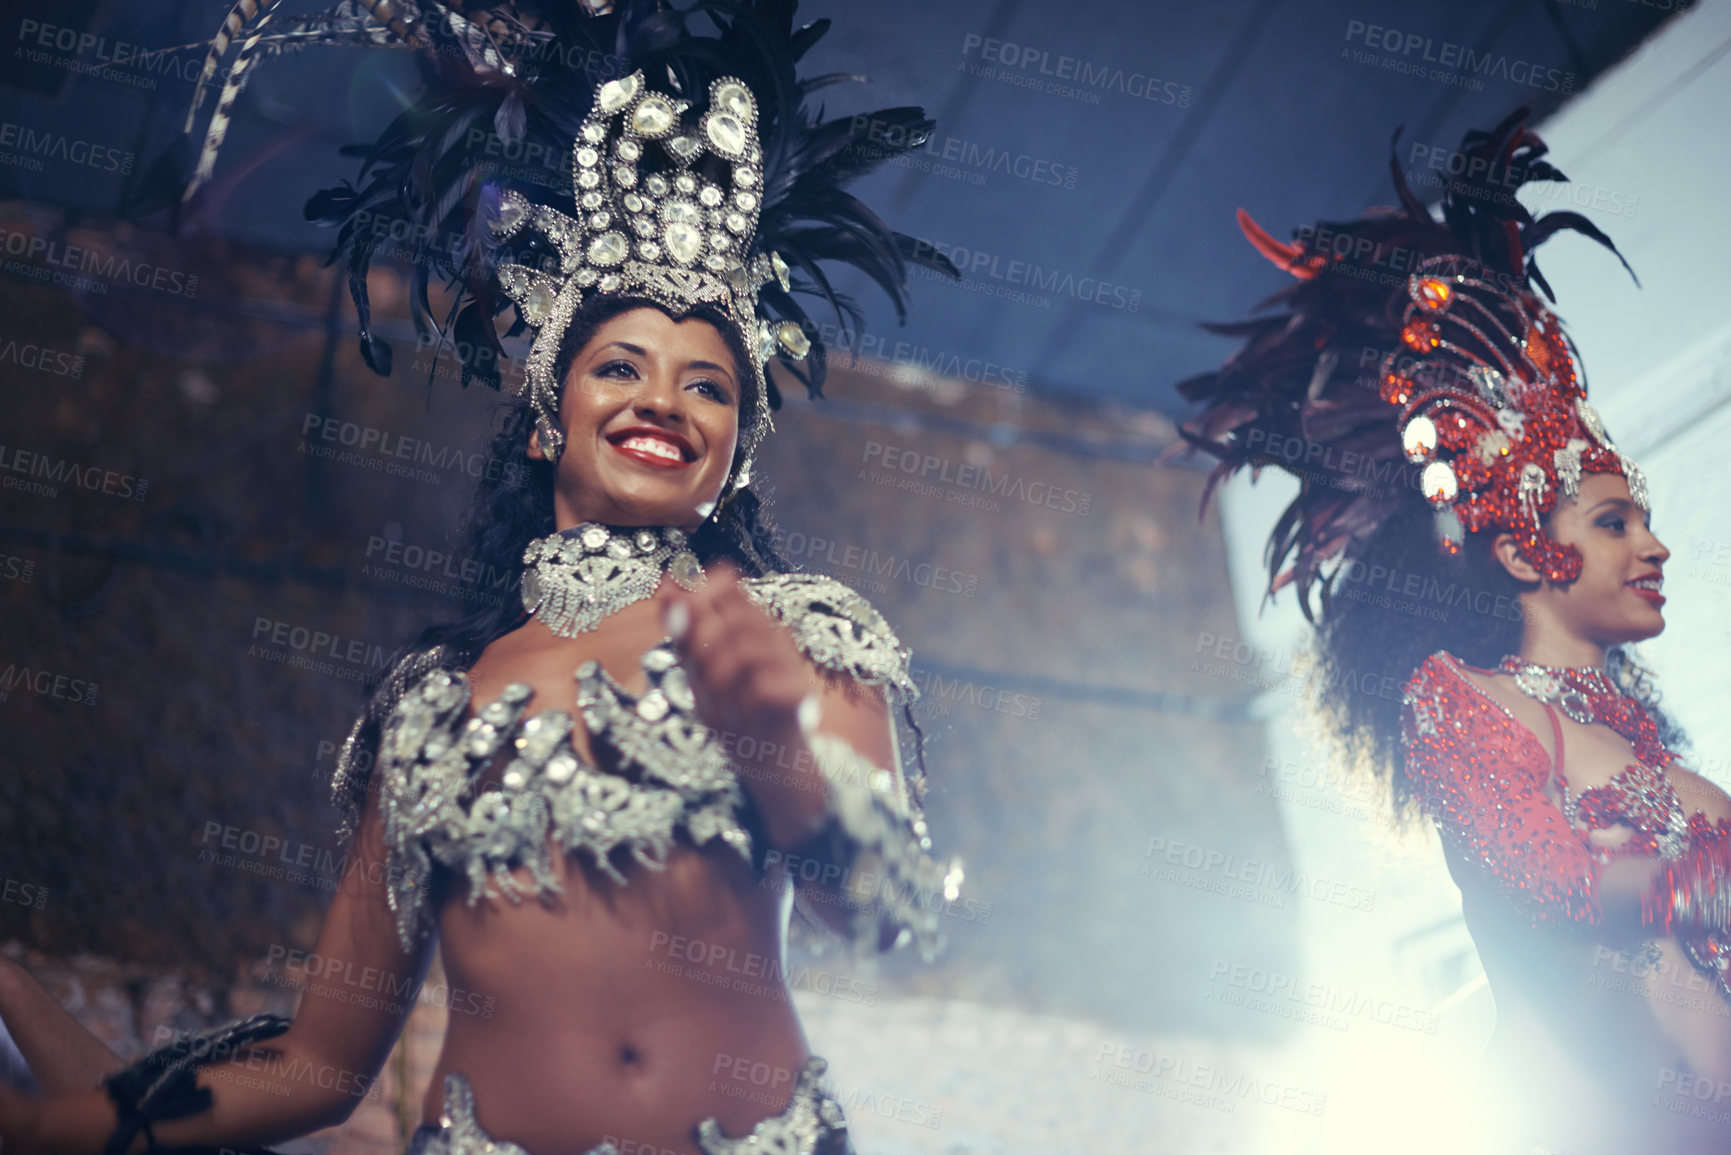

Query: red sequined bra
(1400, 652), (1731, 996)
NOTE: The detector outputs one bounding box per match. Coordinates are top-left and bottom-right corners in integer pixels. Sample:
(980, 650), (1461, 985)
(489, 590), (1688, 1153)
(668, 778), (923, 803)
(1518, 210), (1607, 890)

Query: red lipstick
(607, 425), (695, 470)
(1627, 572), (1665, 608)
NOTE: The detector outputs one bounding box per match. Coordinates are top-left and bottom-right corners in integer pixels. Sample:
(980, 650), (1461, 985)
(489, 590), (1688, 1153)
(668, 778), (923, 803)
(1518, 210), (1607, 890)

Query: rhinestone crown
(488, 70), (808, 473)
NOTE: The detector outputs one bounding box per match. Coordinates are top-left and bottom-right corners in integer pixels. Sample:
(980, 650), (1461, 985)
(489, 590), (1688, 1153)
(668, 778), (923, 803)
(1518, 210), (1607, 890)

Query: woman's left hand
(662, 564), (819, 749)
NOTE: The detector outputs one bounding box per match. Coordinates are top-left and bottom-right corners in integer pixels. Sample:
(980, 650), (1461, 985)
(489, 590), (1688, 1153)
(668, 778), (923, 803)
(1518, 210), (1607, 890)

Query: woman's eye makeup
(590, 359), (729, 403)
(690, 378), (729, 403)
(595, 359), (639, 379)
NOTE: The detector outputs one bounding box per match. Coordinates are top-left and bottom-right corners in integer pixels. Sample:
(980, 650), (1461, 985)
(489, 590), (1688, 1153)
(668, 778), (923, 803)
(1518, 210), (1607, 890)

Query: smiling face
(529, 306), (743, 531)
(1497, 471), (1670, 652)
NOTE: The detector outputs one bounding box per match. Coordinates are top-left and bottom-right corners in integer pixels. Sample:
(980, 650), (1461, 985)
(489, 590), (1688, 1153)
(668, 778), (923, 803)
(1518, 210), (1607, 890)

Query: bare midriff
(416, 600), (817, 1154)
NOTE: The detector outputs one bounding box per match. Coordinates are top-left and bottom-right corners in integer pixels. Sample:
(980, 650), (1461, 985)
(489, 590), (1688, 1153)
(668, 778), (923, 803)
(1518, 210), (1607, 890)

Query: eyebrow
(1586, 497), (1639, 516)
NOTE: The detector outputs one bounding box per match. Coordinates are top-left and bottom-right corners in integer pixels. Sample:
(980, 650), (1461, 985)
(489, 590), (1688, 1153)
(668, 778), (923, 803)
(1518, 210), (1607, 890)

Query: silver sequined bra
(358, 573), (939, 951)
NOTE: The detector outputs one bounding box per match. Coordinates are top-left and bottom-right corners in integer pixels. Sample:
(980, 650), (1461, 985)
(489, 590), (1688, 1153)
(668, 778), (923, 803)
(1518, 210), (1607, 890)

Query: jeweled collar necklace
(520, 523), (704, 637)
(1499, 654), (1667, 762)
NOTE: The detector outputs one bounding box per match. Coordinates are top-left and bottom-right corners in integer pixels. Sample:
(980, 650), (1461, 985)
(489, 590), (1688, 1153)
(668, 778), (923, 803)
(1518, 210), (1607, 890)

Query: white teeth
(620, 435), (682, 462)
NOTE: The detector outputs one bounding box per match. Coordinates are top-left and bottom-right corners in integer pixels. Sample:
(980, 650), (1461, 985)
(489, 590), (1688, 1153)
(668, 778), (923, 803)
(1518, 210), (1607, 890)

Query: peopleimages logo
(862, 440), (1091, 516)
(909, 236), (1142, 312)
(13, 18), (203, 88)
(847, 115), (1080, 191)
(959, 34), (1192, 107)
(769, 529), (981, 599)
(1341, 20), (1574, 93)
(0, 662), (99, 706)
(0, 226), (197, 297)
(245, 617), (390, 685)
(0, 122), (132, 175)
(0, 337), (83, 379)
(0, 443), (148, 502)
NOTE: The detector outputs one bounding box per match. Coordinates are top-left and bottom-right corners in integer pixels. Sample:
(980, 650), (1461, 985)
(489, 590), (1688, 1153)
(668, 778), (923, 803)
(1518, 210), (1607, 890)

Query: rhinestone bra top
(355, 573), (919, 950)
(1401, 651), (1711, 928)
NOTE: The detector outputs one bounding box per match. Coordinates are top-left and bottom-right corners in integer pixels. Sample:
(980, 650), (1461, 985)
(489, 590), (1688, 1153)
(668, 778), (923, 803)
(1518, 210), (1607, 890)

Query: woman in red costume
(1182, 110), (1731, 1154)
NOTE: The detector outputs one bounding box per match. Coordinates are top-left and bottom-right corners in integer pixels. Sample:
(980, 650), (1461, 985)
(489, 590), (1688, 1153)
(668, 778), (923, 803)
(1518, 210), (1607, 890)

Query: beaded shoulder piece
(741, 572), (918, 703)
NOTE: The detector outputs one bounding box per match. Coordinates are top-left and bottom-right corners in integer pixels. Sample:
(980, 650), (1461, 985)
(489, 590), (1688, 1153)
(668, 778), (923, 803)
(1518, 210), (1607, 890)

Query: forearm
(761, 730), (960, 958)
(0, 958), (121, 1094)
(26, 1039), (370, 1155)
(732, 722), (838, 851)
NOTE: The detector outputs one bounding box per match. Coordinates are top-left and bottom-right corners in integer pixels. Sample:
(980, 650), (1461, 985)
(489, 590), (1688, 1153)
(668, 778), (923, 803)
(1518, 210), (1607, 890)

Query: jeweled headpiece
(486, 69), (799, 467)
(166, 0), (954, 492)
(1180, 108), (1640, 610)
(1377, 254), (1646, 581)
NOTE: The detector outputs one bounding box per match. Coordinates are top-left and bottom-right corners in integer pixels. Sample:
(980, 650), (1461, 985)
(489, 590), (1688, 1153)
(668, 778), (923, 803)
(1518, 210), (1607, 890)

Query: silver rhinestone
(663, 668), (695, 711)
(587, 231), (628, 265)
(490, 197), (524, 235)
(631, 95), (676, 136)
(598, 74), (641, 113)
(523, 283), (556, 323)
(713, 81), (753, 120)
(705, 112), (747, 156)
(665, 221), (703, 263)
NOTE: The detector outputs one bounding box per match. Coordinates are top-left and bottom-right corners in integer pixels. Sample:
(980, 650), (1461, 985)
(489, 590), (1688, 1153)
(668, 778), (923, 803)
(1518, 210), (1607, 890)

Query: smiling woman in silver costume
(0, 2), (961, 1152)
